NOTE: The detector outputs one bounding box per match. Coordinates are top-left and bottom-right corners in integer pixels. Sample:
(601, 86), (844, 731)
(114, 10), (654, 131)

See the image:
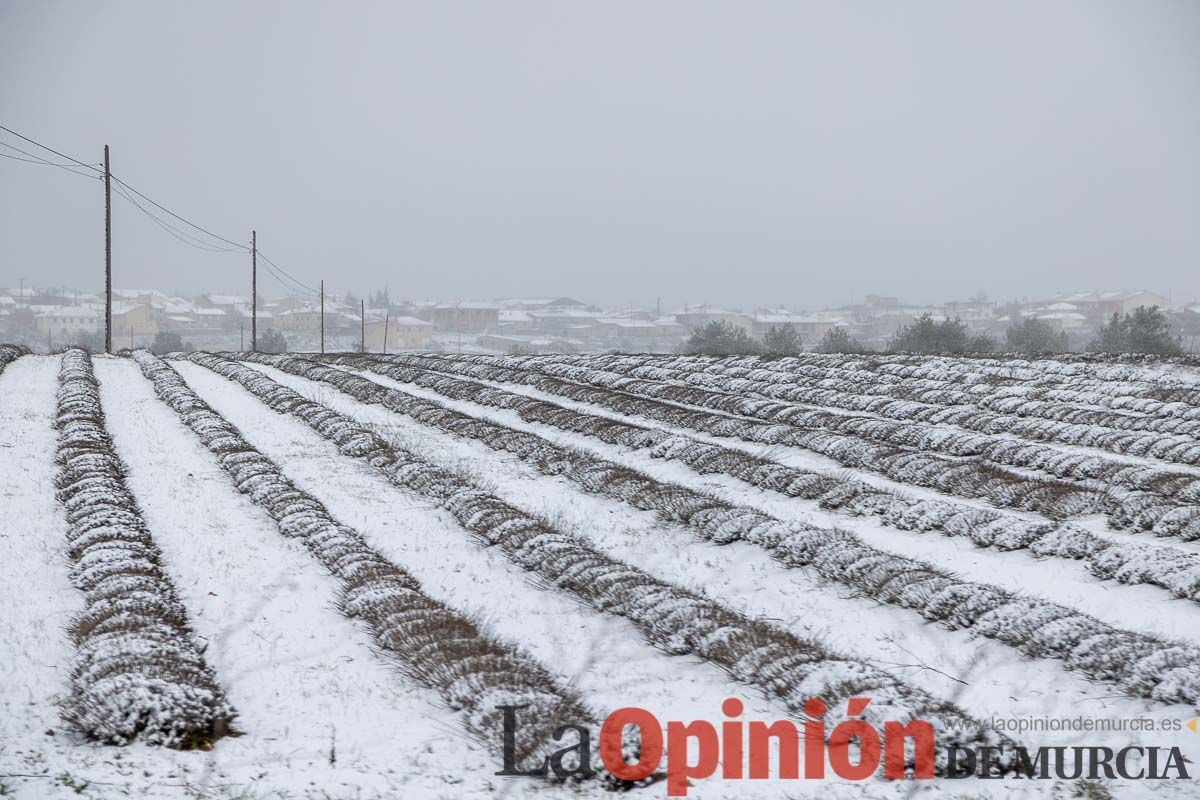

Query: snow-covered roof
(368, 315), (431, 327)
(1034, 311), (1087, 321)
(193, 307), (226, 316)
(205, 294), (249, 305)
(750, 313), (825, 324)
(36, 306), (100, 318)
(528, 309), (599, 319)
(1057, 289), (1165, 304)
(434, 301), (499, 310)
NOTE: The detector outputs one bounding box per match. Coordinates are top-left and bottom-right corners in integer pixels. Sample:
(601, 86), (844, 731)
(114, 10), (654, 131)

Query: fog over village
(4, 283), (1200, 356)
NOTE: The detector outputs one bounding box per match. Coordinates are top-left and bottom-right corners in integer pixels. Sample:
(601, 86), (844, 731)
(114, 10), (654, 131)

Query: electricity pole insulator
(104, 145), (112, 354)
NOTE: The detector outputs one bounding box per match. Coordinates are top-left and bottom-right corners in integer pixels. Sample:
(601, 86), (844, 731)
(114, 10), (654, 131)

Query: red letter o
(600, 707), (663, 781)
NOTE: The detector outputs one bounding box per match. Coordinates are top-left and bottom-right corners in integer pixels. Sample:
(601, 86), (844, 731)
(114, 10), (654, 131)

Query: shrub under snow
(131, 350), (611, 776)
(53, 349), (235, 747)
(234, 352), (1200, 708)
(189, 351), (1016, 769)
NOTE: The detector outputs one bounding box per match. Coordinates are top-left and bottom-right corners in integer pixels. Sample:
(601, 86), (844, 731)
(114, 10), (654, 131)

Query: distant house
(111, 303), (158, 347)
(497, 297), (590, 312)
(430, 302), (499, 333)
(748, 313), (836, 340)
(35, 306), (101, 340)
(364, 316), (433, 351)
(673, 306), (753, 334)
(275, 306), (324, 332)
(526, 308), (602, 335)
(1052, 290), (1170, 319)
(197, 294), (250, 314)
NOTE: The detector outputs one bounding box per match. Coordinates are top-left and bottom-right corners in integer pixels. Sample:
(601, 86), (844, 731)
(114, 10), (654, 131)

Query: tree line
(682, 306), (1183, 356)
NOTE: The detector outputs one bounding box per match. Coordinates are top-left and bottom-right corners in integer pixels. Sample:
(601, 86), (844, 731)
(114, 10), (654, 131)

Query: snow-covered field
(2, 345), (1199, 799)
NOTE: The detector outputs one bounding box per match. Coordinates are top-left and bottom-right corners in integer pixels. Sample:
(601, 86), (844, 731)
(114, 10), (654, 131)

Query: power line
(110, 182), (247, 253)
(258, 250), (319, 295)
(0, 124), (102, 173)
(3, 123), (322, 301)
(110, 174), (249, 251)
(260, 261), (317, 296)
(261, 260), (319, 298)
(0, 141), (102, 180)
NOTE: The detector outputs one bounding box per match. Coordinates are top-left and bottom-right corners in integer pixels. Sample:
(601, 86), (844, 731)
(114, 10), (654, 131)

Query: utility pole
(361, 299), (365, 353)
(104, 145), (112, 354)
(320, 280), (325, 354)
(251, 230), (257, 351)
(383, 310), (389, 354)
(240, 320), (244, 351)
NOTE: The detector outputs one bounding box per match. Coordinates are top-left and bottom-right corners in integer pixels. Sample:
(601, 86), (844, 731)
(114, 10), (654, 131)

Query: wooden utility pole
(320, 280), (325, 354)
(240, 321), (244, 351)
(104, 145), (112, 354)
(382, 310), (389, 354)
(360, 300), (365, 353)
(251, 230), (257, 351)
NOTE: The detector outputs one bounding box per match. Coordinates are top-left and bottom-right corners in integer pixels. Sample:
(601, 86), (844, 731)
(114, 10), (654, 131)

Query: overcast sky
(2, 1), (1198, 310)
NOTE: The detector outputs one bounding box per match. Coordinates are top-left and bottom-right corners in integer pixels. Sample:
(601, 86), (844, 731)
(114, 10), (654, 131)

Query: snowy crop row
(488, 352), (1200, 421)
(554, 355), (1200, 446)
(640, 351), (1200, 391)
(236, 352), (1200, 709)
(188, 350), (1011, 764)
(53, 349), (235, 747)
(0, 343), (29, 375)
(488, 357), (1200, 492)
(130, 350), (607, 775)
(332, 353), (1200, 604)
(375, 353), (1200, 541)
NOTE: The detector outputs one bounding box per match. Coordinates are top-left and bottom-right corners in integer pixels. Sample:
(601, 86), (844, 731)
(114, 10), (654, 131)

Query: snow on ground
(173, 361), (903, 799)
(239, 360), (1200, 798)
(433, 363), (1200, 525)
(5, 353), (1200, 799)
(342, 363), (1200, 646)
(0, 355), (86, 796)
(2, 356), (528, 800)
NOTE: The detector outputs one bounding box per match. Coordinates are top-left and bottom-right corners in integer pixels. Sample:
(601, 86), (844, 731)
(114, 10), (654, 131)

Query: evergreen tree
(1089, 306), (1180, 354)
(761, 324), (802, 356)
(150, 330), (185, 355)
(259, 328), (289, 354)
(1005, 317), (1069, 354)
(816, 326), (868, 354)
(682, 320), (759, 355)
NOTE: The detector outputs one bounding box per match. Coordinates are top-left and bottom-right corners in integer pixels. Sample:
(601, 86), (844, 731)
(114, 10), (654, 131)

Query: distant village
(2, 284), (1199, 354)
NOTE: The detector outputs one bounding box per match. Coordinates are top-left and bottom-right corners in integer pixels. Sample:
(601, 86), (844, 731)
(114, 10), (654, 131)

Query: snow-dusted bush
(229, 352), (1200, 707)
(370, 354), (1113, 516)
(53, 349), (235, 747)
(575, 355), (1200, 450)
(0, 343), (29, 374)
(332, 353), (1200, 603)
(190, 351), (1014, 765)
(131, 351), (607, 775)
(489, 351), (1200, 422)
(404, 353), (1200, 540)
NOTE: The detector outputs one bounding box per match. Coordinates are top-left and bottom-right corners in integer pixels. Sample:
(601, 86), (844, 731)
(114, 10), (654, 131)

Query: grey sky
(2, 1), (1198, 310)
